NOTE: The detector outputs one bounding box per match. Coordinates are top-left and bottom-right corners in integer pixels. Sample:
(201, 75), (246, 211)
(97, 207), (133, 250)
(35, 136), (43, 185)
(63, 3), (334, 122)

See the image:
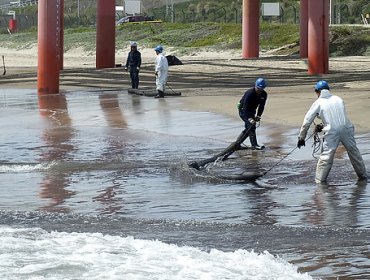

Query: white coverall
(155, 53), (169, 92)
(298, 89), (367, 183)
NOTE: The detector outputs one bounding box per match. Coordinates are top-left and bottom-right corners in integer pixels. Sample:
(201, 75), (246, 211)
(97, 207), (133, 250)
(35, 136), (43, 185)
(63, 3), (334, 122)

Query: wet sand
(1, 46), (369, 133)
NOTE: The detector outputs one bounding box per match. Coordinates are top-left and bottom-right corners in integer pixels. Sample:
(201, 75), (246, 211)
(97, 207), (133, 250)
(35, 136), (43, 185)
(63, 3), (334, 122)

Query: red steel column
(308, 0), (329, 74)
(96, 0), (116, 69)
(242, 0), (260, 58)
(37, 0), (61, 94)
(300, 0), (308, 58)
(60, 0), (64, 70)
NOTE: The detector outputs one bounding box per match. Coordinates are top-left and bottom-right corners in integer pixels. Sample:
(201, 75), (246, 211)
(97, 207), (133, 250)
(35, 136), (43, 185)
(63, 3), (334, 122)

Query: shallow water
(0, 89), (369, 279)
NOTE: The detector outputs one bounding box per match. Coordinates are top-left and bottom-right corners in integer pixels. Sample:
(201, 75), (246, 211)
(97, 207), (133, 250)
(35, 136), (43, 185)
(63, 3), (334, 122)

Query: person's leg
(341, 127), (367, 179)
(249, 130), (258, 147)
(133, 68), (139, 89)
(248, 126), (264, 149)
(316, 150), (335, 183)
(155, 90), (164, 98)
(129, 69), (135, 89)
(316, 133), (339, 183)
(154, 71), (165, 98)
(234, 122), (255, 150)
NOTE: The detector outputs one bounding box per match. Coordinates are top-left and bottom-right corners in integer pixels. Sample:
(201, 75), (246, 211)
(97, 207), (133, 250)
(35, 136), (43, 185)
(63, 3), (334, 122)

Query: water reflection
(130, 94), (143, 115)
(94, 93), (128, 215)
(157, 99), (171, 130)
(93, 180), (126, 215)
(242, 184), (279, 225)
(303, 180), (368, 227)
(99, 93), (127, 129)
(38, 94), (76, 213)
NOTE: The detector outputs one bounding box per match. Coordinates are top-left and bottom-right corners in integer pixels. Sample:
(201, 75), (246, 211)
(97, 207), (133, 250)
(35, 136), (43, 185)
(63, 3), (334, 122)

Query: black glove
(297, 138), (305, 149)
(248, 118), (256, 124)
(255, 116), (261, 122)
(315, 123), (324, 133)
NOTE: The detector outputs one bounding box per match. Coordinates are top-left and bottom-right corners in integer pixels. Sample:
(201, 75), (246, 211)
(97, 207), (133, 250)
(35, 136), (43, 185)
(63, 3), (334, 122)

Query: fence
(153, 4), (369, 25)
(0, 0), (38, 11)
(152, 6), (299, 24)
(1, 2), (369, 33)
(0, 14), (36, 33)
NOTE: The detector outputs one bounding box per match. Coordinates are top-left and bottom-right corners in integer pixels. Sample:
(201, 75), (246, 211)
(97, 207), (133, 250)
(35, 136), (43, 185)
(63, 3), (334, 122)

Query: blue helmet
(315, 80), (330, 91)
(154, 45), (163, 53)
(255, 78), (266, 89)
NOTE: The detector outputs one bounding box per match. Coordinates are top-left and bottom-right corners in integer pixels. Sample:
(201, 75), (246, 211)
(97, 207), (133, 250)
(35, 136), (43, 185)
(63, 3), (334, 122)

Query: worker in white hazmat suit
(297, 80), (367, 184)
(154, 45), (169, 98)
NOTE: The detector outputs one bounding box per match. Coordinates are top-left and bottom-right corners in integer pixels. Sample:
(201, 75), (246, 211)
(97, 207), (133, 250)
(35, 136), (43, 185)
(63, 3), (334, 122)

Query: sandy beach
(1, 45), (370, 132)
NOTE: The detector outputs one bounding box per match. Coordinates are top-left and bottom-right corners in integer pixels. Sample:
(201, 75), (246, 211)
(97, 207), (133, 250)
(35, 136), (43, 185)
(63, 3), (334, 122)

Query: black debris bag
(166, 55), (183, 66)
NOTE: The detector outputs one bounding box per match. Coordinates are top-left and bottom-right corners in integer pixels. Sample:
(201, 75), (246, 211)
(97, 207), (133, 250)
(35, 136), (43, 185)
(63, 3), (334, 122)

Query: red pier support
(242, 0), (260, 58)
(60, 0), (64, 70)
(37, 0), (61, 94)
(300, 0), (308, 58)
(96, 0), (116, 69)
(308, 0), (329, 74)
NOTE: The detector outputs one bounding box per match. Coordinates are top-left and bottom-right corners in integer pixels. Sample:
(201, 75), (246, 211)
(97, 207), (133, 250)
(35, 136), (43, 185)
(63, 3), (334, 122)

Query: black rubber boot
(154, 90), (164, 98)
(249, 131), (264, 150)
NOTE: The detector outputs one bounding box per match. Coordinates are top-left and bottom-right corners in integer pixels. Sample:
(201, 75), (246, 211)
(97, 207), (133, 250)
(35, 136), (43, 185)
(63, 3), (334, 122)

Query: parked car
(116, 15), (161, 25)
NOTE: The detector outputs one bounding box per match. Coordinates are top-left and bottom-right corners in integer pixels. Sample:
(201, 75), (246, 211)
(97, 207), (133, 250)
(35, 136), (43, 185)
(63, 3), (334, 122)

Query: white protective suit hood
(299, 89), (352, 140)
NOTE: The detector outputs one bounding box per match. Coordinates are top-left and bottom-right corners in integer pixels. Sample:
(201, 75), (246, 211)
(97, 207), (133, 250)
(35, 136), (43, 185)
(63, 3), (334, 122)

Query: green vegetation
(0, 22), (369, 57)
(116, 22), (242, 48)
(0, 31), (37, 50)
(115, 22), (300, 52)
(330, 26), (370, 56)
(115, 23), (370, 56)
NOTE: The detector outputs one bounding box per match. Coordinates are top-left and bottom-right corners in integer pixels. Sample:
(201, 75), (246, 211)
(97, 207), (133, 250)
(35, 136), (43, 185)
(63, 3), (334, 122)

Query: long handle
(261, 131), (315, 177)
(2, 55), (6, 75)
(188, 124), (256, 169)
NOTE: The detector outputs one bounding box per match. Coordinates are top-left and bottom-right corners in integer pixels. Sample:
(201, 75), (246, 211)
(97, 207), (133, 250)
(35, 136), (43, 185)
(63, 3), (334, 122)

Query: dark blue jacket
(239, 87), (268, 122)
(125, 50), (141, 69)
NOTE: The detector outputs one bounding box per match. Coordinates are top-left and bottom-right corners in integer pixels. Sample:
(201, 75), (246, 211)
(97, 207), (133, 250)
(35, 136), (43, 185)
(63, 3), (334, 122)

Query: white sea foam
(0, 163), (53, 173)
(0, 226), (316, 280)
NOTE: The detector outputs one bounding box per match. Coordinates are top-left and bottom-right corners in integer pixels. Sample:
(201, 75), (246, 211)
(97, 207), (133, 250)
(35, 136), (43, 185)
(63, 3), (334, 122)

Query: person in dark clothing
(125, 42), (141, 89)
(237, 77), (268, 149)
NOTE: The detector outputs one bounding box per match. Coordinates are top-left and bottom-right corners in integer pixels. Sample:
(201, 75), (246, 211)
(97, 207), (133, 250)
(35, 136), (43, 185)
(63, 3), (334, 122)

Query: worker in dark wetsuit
(125, 42), (141, 89)
(237, 77), (268, 149)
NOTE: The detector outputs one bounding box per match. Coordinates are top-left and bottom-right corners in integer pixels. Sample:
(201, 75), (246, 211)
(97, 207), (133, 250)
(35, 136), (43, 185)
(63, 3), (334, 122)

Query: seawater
(0, 89), (369, 279)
